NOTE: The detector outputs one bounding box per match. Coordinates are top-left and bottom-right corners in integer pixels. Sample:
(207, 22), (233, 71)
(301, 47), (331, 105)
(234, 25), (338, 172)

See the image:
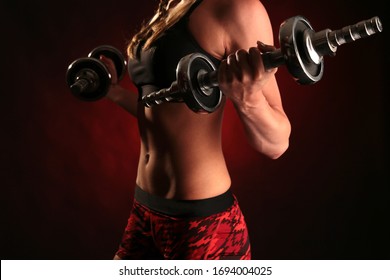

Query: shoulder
(205, 0), (268, 22)
(216, 0), (267, 15)
(208, 0), (274, 54)
(189, 0), (274, 58)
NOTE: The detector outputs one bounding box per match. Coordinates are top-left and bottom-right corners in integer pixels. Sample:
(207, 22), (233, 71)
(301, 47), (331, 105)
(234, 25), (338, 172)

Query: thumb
(257, 41), (276, 53)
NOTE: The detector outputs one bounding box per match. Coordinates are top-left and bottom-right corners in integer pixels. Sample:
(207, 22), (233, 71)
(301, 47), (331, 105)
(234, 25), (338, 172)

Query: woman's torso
(130, 0), (230, 199)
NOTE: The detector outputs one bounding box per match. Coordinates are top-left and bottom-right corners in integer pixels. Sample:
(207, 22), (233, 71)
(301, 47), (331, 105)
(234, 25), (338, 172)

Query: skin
(101, 0), (291, 200)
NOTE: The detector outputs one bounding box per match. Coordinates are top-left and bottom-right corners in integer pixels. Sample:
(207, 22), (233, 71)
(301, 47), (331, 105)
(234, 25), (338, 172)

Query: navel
(145, 153), (150, 164)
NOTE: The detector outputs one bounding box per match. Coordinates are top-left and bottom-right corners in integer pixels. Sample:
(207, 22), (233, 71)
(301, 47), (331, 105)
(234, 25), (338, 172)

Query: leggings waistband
(134, 186), (235, 218)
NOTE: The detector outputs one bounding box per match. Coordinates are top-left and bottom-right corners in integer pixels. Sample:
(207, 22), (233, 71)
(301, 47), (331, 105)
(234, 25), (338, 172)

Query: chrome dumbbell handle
(329, 16), (382, 47)
(142, 82), (180, 107)
(311, 16), (383, 58)
(143, 68), (220, 107)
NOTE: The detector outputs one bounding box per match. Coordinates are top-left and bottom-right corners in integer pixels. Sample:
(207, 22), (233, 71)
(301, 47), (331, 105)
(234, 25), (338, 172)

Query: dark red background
(1, 0), (388, 259)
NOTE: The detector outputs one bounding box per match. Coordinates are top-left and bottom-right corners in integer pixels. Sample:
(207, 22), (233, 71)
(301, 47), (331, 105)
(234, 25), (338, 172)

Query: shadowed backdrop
(1, 0), (388, 259)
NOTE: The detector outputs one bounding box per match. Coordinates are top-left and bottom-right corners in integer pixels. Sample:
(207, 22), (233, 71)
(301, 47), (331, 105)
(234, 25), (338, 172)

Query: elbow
(266, 140), (289, 159)
(250, 139), (289, 159)
(267, 120), (291, 159)
(252, 125), (291, 159)
(246, 117), (291, 159)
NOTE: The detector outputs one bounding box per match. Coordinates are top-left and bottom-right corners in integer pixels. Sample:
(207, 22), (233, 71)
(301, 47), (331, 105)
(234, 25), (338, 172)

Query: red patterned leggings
(115, 187), (251, 260)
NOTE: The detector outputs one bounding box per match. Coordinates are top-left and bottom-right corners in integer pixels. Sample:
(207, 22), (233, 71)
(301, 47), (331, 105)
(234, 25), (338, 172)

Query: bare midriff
(135, 100), (231, 200)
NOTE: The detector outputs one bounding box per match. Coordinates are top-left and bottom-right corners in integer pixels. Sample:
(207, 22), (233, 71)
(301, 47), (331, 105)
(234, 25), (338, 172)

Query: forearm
(106, 85), (138, 117)
(98, 55), (138, 117)
(233, 93), (291, 159)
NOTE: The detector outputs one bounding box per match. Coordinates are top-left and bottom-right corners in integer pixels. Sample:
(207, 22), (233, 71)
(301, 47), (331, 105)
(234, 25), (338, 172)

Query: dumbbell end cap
(70, 83), (82, 95)
(373, 16), (383, 33)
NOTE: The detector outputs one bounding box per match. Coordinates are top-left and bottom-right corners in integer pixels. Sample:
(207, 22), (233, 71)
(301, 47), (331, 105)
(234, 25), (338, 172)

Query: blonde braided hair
(127, 0), (198, 58)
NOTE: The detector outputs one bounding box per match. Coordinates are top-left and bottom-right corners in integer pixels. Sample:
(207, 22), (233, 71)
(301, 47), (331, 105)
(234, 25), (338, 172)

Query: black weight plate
(66, 57), (111, 101)
(178, 53), (222, 113)
(279, 16), (323, 84)
(88, 45), (127, 80)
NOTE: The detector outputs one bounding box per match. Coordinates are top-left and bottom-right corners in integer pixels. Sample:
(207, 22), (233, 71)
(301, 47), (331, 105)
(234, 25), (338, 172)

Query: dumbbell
(66, 45), (127, 101)
(142, 15), (383, 113)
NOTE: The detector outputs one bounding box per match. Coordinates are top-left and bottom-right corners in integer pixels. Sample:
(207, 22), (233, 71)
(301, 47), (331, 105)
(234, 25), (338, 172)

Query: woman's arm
(100, 55), (138, 117)
(216, 0), (291, 159)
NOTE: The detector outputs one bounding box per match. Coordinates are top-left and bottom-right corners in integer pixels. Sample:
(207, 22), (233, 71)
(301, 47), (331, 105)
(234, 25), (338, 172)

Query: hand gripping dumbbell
(66, 45), (127, 101)
(142, 15), (383, 113)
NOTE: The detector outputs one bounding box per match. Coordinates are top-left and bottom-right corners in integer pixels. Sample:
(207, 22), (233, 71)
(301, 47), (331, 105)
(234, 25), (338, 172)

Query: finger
(257, 41), (277, 53)
(99, 55), (118, 83)
(225, 53), (241, 79)
(235, 49), (252, 78)
(227, 53), (239, 70)
(253, 44), (278, 74)
(248, 47), (263, 77)
(218, 59), (232, 84)
(99, 55), (114, 66)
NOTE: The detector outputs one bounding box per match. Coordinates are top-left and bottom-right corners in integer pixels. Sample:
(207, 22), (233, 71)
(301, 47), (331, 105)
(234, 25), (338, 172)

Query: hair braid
(127, 0), (197, 58)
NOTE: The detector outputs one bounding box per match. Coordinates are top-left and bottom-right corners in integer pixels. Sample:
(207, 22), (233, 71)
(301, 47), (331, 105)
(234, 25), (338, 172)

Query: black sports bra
(127, 0), (221, 99)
